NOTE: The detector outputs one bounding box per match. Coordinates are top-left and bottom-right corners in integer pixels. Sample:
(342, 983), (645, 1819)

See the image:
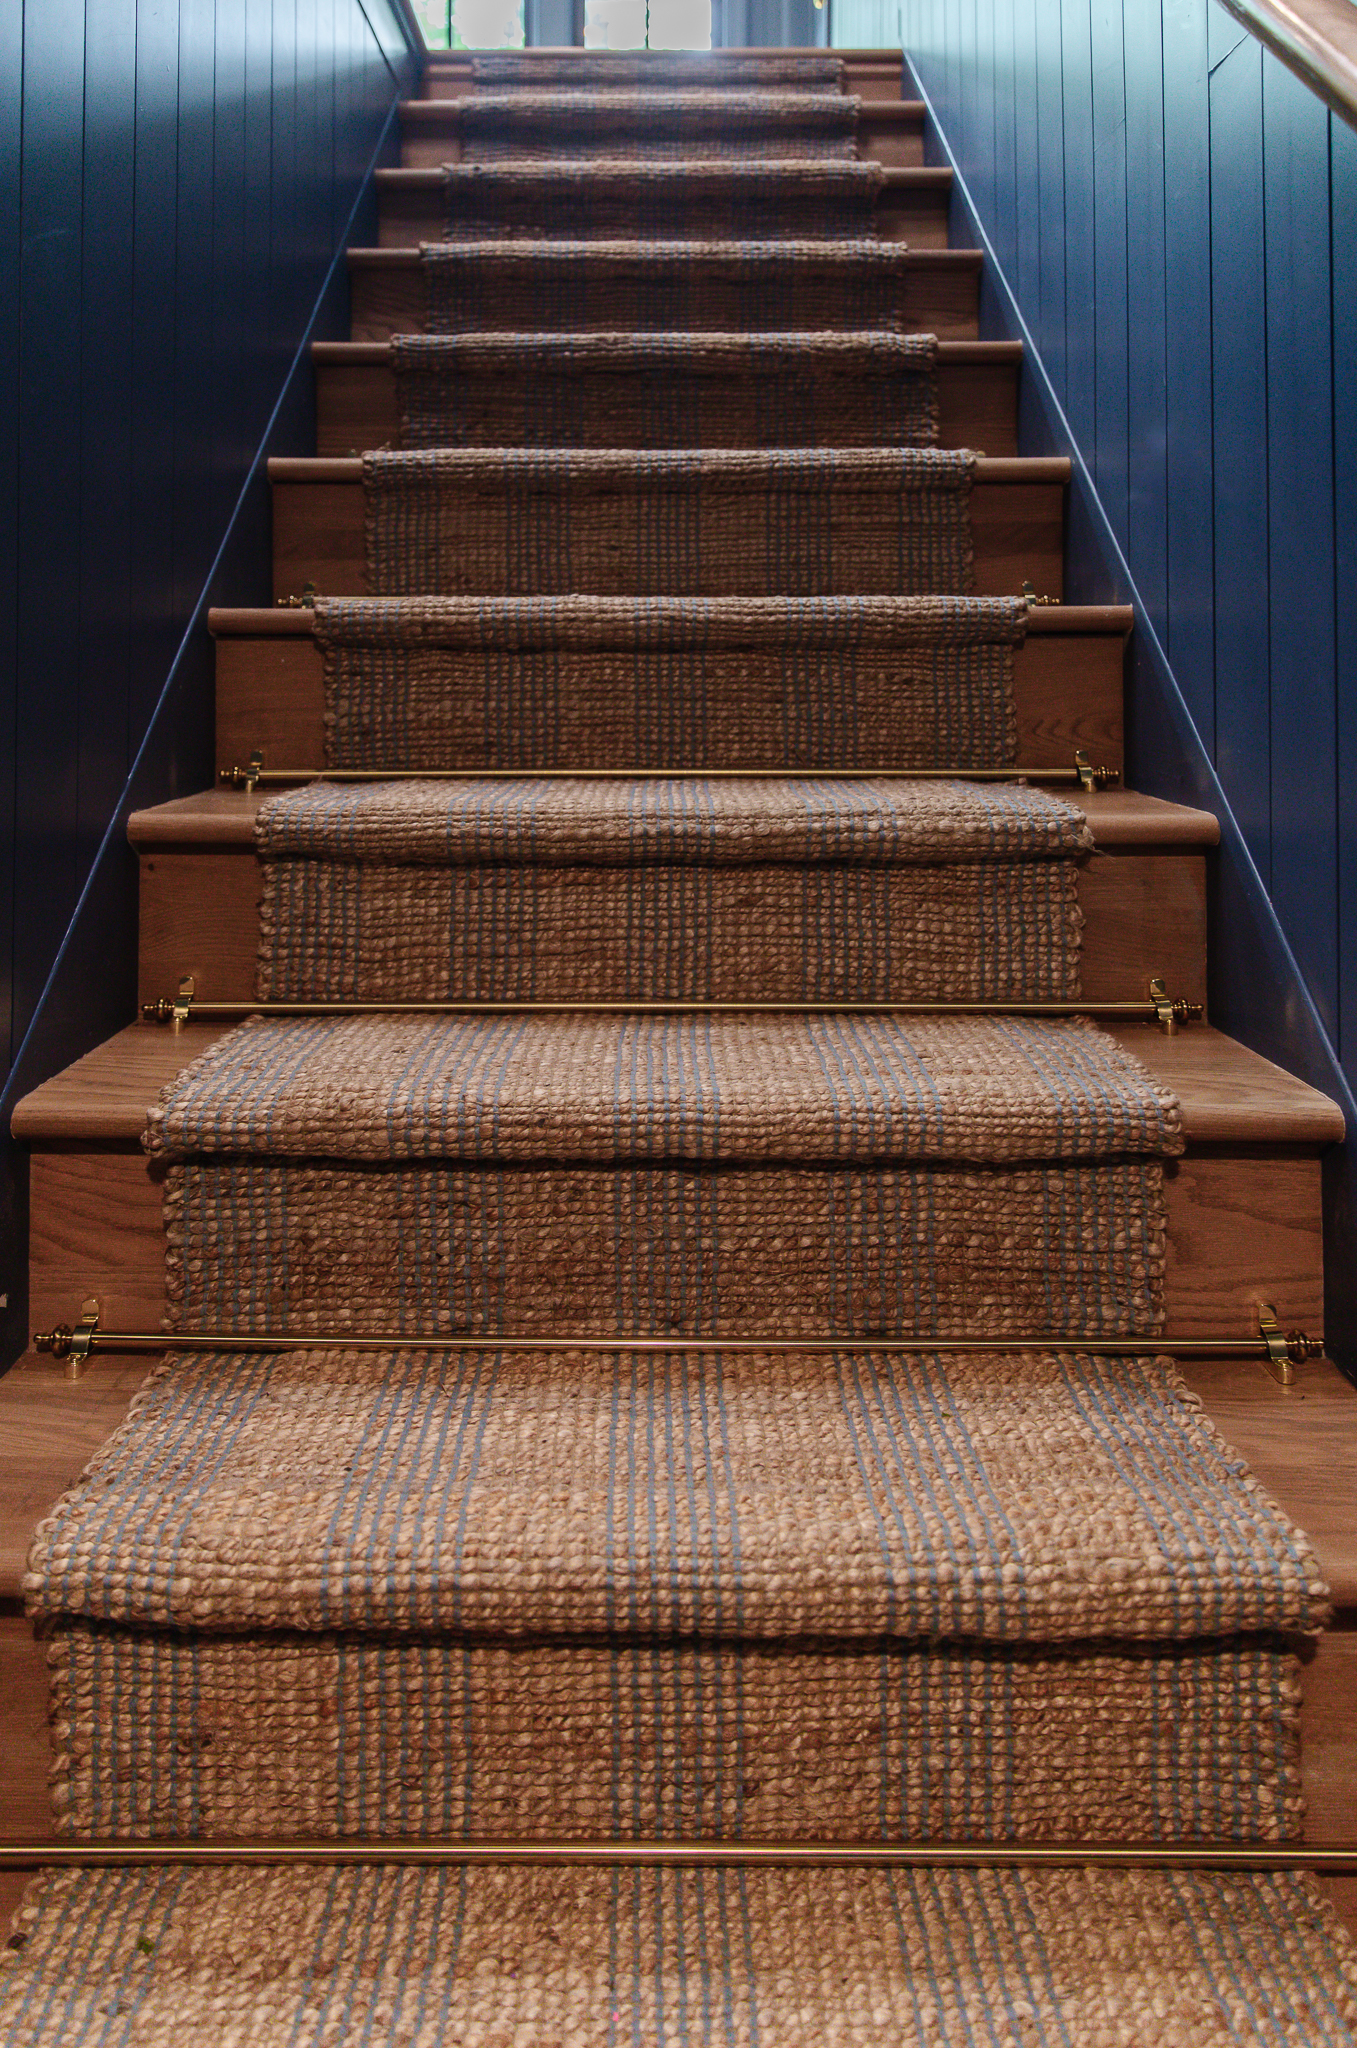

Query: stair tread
(400, 98), (929, 121)
(347, 241), (986, 267)
(267, 452), (1069, 482)
(312, 336), (1024, 364)
(374, 163), (953, 186)
(5, 1862), (1353, 2039)
(125, 785), (1217, 850)
(5, 1340), (1354, 1609)
(207, 601), (1135, 637)
(11, 1020), (1344, 1147)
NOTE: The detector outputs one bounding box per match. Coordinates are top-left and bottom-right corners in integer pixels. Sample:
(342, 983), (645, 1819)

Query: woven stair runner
(420, 239), (915, 334)
(364, 448), (978, 596)
(441, 159), (888, 239)
(12, 47), (1357, 2046)
(313, 594), (1026, 770)
(458, 92), (863, 163)
(470, 52), (850, 91)
(254, 777), (1091, 1002)
(23, 1331), (1325, 1840)
(390, 331), (939, 449)
(8, 1866), (1353, 2047)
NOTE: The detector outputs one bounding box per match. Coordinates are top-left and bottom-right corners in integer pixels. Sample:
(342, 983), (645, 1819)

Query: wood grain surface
(310, 349), (1023, 460)
(348, 247), (986, 344)
(269, 473), (1069, 603)
(374, 168), (955, 250)
(214, 621), (1127, 773)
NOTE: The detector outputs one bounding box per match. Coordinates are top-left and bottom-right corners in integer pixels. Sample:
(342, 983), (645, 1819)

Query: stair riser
(313, 357), (1017, 458)
(272, 478), (1066, 601)
(397, 110), (926, 169)
(349, 255), (985, 343)
(214, 630), (1124, 773)
(25, 1140), (1325, 1341)
(417, 59), (913, 103)
(134, 846), (1206, 1009)
(5, 1611), (1354, 1845)
(16, 1621), (1318, 1844)
(377, 182), (951, 249)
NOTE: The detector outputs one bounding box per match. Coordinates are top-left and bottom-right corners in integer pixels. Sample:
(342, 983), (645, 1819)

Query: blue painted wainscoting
(835, 0), (1357, 1373)
(0, 0), (421, 1360)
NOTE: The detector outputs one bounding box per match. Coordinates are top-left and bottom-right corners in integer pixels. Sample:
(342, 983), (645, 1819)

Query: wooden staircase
(2, 39), (1356, 1994)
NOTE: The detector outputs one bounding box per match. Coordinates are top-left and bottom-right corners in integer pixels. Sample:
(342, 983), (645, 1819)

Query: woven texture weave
(470, 53), (849, 92)
(28, 1346), (1322, 1641)
(460, 92), (863, 163)
(364, 448), (978, 597)
(253, 778), (1090, 1001)
(146, 1013), (1182, 1165)
(441, 159), (887, 239)
(40, 1621), (1307, 1842)
(6, 1866), (1355, 2044)
(313, 593), (1026, 771)
(390, 331), (940, 450)
(420, 240), (912, 333)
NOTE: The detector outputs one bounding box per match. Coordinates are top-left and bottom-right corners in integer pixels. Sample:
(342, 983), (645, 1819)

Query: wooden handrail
(1218, 0), (1357, 126)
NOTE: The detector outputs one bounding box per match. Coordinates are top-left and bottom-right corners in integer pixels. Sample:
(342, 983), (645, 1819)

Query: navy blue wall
(0, 0), (420, 1353)
(836, 0), (1357, 1367)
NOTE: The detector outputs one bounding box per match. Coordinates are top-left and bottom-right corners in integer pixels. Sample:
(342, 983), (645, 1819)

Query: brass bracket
(1256, 1301), (1323, 1387)
(1148, 976), (1204, 1034)
(33, 1296), (101, 1382)
(142, 974), (196, 1032)
(219, 749), (264, 794)
(1074, 750), (1120, 793)
(274, 582), (317, 610)
(1022, 579), (1061, 607)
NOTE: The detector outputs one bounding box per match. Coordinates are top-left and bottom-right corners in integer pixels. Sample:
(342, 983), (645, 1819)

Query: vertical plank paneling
(1262, 58), (1336, 1034)
(1208, 33), (1271, 881)
(1122, 0), (1168, 639)
(1160, 0), (1214, 746)
(888, 0), (1357, 1319)
(0, 0), (413, 1090)
(1060, 0), (1097, 457)
(1089, 0), (1129, 543)
(1335, 115), (1357, 1074)
(14, 0), (87, 1047)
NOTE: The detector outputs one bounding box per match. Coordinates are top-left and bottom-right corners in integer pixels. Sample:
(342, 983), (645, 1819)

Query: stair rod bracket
(140, 982), (1204, 1034)
(218, 749), (1121, 792)
(33, 1300), (1321, 1383)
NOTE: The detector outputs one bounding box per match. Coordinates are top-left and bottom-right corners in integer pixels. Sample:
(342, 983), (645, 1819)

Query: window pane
(583, 0), (711, 47)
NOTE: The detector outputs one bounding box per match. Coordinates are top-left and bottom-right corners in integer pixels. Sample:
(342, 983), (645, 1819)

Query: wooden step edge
(266, 454), (1071, 484)
(124, 786), (1218, 851)
(2, 1344), (1354, 1610)
(423, 48), (906, 62)
(309, 339), (1024, 365)
(346, 245), (989, 271)
(398, 97), (928, 123)
(208, 602), (1133, 639)
(373, 163), (953, 188)
(11, 1021), (1344, 1150)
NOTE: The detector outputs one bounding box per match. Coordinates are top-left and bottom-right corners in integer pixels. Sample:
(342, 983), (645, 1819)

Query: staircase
(2, 43), (1356, 2042)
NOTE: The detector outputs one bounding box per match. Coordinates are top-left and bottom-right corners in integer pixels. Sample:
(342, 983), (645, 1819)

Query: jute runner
(312, 593), (1025, 771)
(441, 159), (888, 239)
(459, 91), (863, 163)
(5, 1866), (1355, 2044)
(364, 448), (978, 597)
(146, 1016), (1180, 1336)
(253, 778), (1090, 1001)
(470, 52), (849, 92)
(23, 1343), (1322, 1840)
(420, 239), (914, 334)
(390, 331), (940, 450)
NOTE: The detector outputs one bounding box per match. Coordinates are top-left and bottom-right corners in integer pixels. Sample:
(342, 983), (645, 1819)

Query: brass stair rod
(143, 980), (1203, 1031)
(33, 1302), (1317, 1383)
(221, 756), (1120, 790)
(2, 1838), (1355, 1873)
